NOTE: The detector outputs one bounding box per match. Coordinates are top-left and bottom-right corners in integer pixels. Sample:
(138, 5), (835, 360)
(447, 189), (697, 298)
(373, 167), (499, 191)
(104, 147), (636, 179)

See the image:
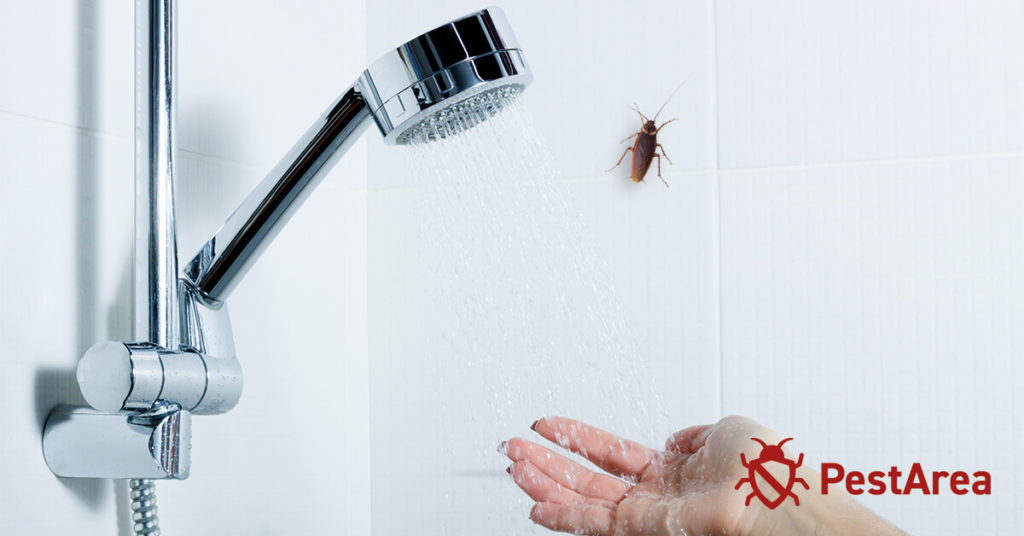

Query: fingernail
(505, 465), (513, 475)
(530, 420), (539, 431)
(497, 441), (508, 454)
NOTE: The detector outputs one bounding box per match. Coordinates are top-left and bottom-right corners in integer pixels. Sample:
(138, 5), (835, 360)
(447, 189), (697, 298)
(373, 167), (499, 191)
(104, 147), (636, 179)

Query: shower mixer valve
(74, 279), (244, 417)
(75, 276), (245, 417)
(43, 280), (242, 479)
(76, 341), (241, 415)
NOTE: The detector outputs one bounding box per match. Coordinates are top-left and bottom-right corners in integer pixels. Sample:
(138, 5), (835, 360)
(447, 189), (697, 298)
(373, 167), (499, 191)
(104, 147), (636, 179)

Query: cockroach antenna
(652, 77), (691, 122)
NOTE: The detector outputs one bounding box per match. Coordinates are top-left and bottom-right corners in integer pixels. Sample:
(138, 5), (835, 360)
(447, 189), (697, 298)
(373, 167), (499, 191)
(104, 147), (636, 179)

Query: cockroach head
(359, 7), (533, 145)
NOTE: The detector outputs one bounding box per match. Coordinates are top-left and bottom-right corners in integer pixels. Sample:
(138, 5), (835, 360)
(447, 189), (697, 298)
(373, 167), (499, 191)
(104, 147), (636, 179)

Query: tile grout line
(709, 0), (725, 421)
(365, 146), (1024, 193)
(362, 14), (374, 536)
(718, 149), (1024, 175)
(0, 109), (295, 173)
(0, 109), (129, 141)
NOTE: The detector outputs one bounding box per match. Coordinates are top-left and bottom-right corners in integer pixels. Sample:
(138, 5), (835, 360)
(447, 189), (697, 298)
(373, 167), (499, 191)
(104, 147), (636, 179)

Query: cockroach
(607, 86), (682, 187)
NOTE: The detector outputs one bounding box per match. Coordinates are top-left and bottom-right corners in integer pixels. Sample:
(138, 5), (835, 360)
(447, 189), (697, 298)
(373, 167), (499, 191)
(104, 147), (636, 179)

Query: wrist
(742, 469), (905, 536)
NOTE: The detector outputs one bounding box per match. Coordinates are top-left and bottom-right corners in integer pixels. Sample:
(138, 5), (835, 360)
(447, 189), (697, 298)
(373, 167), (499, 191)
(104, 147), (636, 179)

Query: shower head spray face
(359, 7), (533, 144)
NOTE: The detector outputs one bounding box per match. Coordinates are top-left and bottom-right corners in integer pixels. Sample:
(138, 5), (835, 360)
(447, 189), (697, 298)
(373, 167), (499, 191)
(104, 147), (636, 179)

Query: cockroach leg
(656, 143), (673, 164)
(652, 154), (669, 187)
(656, 118), (678, 132)
(619, 132), (640, 144)
(607, 146), (634, 172)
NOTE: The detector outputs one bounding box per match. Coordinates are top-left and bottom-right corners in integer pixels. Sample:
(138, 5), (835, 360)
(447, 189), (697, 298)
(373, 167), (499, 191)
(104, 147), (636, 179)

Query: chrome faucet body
(42, 5), (531, 480)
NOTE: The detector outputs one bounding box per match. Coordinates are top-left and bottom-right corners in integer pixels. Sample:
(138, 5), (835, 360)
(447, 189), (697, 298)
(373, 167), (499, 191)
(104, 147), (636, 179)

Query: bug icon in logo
(735, 437), (810, 509)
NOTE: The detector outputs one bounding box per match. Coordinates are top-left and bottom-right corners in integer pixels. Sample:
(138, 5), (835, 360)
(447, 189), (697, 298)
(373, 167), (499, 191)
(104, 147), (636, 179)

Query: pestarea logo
(735, 438), (809, 508)
(735, 437), (992, 509)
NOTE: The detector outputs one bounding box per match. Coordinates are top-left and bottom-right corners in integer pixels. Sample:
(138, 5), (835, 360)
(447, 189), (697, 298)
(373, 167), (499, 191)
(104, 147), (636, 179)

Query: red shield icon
(735, 437), (810, 509)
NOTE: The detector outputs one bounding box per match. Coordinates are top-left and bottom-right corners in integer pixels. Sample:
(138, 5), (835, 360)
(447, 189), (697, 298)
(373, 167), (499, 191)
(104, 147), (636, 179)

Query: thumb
(665, 424), (713, 455)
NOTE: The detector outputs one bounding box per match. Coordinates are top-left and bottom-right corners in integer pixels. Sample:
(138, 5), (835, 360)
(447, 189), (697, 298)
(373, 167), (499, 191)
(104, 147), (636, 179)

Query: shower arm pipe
(135, 0), (179, 349)
(183, 87), (372, 304)
(182, 7), (532, 305)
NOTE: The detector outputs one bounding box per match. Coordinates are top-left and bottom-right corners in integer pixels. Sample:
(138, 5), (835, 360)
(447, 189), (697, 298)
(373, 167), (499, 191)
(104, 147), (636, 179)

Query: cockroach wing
(630, 133), (656, 182)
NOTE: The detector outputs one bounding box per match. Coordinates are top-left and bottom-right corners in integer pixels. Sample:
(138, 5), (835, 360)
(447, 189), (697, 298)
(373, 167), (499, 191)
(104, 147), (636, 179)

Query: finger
(529, 501), (614, 536)
(509, 460), (616, 508)
(505, 438), (630, 502)
(533, 417), (656, 479)
(664, 424), (713, 455)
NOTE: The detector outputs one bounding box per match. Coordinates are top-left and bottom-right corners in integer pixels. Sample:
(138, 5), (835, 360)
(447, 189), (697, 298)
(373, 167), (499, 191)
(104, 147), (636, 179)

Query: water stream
(381, 91), (672, 533)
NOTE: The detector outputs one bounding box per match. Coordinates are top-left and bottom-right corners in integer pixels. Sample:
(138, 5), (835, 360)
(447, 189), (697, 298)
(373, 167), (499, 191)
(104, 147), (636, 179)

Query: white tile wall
(719, 157), (1024, 532)
(178, 0), (366, 168)
(713, 2), (1024, 531)
(0, 2), (133, 136)
(716, 0), (1024, 168)
(0, 109), (132, 536)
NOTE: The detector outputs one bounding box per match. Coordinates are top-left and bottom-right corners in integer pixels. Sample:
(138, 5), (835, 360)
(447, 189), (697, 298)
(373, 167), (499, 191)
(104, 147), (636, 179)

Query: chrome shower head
(360, 7), (532, 144)
(184, 7), (531, 304)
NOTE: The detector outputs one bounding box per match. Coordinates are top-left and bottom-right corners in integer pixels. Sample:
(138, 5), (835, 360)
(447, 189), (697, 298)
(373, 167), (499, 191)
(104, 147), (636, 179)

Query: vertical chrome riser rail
(133, 0), (178, 533)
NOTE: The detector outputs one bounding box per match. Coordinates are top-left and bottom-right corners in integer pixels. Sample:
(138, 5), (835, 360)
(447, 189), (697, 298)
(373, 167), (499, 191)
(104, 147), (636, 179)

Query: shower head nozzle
(359, 7), (533, 144)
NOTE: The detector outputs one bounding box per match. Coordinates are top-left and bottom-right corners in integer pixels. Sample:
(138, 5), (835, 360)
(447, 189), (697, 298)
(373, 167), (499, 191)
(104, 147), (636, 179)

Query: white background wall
(0, 1), (370, 534)
(0, 1), (1021, 535)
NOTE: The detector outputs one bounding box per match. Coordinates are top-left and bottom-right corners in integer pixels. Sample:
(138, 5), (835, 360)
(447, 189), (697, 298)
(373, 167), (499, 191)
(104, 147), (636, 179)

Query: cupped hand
(500, 415), (781, 536)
